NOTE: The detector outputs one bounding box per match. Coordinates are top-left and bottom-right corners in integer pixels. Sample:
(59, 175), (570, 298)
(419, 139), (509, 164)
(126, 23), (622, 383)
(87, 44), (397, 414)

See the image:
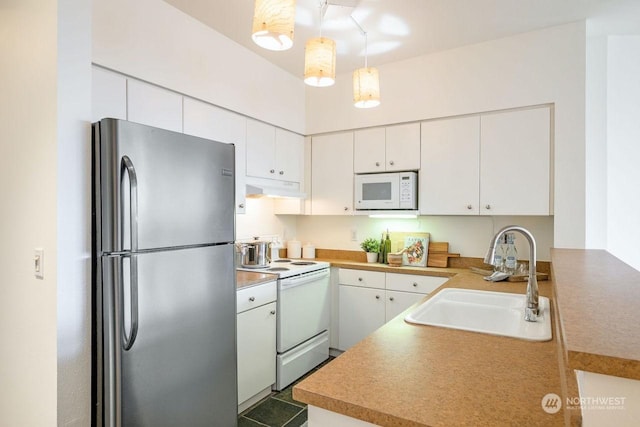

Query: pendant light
(353, 31), (380, 108)
(304, 2), (336, 87)
(251, 0), (296, 51)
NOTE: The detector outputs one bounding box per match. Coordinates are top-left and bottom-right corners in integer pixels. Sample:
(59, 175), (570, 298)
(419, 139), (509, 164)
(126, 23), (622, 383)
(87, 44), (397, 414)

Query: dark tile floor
(237, 357), (334, 427)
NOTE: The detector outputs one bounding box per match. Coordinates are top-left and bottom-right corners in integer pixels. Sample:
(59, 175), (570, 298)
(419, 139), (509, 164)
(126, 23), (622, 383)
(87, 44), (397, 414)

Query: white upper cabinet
(312, 132), (354, 215)
(385, 123), (421, 172)
(275, 128), (303, 183)
(420, 106), (551, 216)
(246, 119), (276, 180)
(246, 119), (303, 184)
(354, 127), (385, 173)
(127, 79), (183, 133)
(183, 98), (247, 213)
(420, 116), (480, 215)
(354, 123), (420, 173)
(480, 107), (551, 215)
(92, 66), (127, 122)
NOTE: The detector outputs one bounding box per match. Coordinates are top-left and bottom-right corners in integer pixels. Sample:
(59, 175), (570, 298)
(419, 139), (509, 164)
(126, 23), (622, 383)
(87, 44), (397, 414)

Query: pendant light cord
(350, 16), (368, 69)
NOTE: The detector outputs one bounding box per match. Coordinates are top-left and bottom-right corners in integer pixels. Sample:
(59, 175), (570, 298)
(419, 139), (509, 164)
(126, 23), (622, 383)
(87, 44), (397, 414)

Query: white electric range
(238, 259), (330, 390)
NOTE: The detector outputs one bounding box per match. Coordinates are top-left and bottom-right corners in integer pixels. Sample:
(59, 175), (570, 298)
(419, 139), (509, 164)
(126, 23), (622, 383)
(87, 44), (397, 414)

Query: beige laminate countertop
(293, 272), (568, 426)
(551, 249), (640, 380)
(236, 270), (278, 290)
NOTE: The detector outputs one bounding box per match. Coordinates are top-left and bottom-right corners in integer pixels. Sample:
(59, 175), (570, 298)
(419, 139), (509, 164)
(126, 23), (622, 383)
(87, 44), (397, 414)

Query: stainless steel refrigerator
(92, 118), (237, 427)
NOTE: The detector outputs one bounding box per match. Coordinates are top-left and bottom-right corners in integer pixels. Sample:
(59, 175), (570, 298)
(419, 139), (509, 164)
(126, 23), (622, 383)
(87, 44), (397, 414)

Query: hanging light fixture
(353, 30), (380, 108)
(251, 0), (297, 51)
(304, 2), (336, 87)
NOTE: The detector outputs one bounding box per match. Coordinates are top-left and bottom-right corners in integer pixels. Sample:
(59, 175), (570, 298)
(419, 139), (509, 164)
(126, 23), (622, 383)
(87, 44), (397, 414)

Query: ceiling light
(352, 21), (380, 108)
(251, 0), (296, 51)
(304, 2), (336, 87)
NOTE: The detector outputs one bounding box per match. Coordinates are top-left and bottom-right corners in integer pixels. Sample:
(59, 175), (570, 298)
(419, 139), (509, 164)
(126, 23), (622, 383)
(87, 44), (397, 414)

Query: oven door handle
(279, 269), (329, 290)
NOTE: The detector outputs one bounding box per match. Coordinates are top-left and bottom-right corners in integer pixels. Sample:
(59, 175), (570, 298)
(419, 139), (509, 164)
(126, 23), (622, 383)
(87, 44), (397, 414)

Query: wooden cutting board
(469, 267), (549, 282)
(427, 241), (460, 268)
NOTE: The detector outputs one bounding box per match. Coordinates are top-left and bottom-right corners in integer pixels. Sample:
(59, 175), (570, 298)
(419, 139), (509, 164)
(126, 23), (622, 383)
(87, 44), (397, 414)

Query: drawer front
(385, 273), (447, 294)
(339, 268), (385, 289)
(237, 280), (277, 313)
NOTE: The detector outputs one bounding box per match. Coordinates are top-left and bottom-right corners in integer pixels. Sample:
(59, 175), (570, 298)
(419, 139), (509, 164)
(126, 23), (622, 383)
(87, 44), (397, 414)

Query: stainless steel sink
(404, 288), (552, 341)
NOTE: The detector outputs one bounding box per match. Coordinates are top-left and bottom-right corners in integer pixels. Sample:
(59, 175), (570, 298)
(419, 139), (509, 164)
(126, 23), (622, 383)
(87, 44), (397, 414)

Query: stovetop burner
(290, 261), (316, 266)
(273, 259), (291, 263)
(266, 267), (290, 272)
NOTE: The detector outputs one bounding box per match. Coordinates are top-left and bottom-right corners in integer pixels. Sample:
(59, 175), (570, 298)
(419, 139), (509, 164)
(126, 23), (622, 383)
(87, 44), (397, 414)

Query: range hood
(245, 176), (307, 199)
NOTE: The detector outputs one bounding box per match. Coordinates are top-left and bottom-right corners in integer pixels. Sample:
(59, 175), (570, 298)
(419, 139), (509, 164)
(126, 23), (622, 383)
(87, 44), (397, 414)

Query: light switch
(34, 248), (44, 279)
(350, 227), (358, 242)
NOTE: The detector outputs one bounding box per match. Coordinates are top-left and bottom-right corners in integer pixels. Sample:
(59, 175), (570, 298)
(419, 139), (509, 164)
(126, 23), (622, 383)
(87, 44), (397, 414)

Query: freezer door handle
(120, 155), (139, 252)
(120, 254), (139, 351)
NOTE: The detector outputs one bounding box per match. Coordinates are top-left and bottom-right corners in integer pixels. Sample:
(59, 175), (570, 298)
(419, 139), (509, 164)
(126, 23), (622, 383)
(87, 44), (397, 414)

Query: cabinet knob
(270, 169), (275, 174)
(389, 160), (395, 166)
(279, 171), (284, 175)
(249, 296), (255, 302)
(485, 204), (491, 210)
(413, 282), (418, 287)
(389, 297), (395, 301)
(375, 295), (380, 300)
(467, 204), (473, 210)
(358, 277), (363, 281)
(344, 207), (349, 211)
(375, 161), (380, 167)
(238, 203), (245, 209)
(270, 310), (276, 315)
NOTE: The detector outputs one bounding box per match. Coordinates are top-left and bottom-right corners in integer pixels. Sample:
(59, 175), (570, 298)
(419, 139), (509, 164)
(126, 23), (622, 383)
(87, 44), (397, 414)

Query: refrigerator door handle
(121, 254), (139, 351)
(120, 155), (139, 252)
(120, 155), (139, 351)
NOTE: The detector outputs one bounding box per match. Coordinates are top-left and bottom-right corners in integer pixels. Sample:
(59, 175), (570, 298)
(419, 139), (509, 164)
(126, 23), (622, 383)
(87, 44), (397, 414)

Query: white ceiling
(164, 0), (638, 78)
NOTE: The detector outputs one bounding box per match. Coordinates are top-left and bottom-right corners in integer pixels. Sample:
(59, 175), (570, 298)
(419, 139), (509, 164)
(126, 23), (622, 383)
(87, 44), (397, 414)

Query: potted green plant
(360, 237), (380, 263)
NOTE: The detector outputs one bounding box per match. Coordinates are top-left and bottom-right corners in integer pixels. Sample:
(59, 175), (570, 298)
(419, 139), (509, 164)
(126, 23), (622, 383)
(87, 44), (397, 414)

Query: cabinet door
(354, 127), (385, 173)
(246, 119), (276, 180)
(92, 66), (127, 122)
(385, 290), (425, 322)
(183, 98), (247, 213)
(420, 116), (480, 215)
(275, 128), (303, 183)
(237, 301), (277, 405)
(480, 107), (551, 215)
(385, 123), (420, 172)
(127, 79), (183, 133)
(311, 132), (354, 215)
(338, 285), (384, 351)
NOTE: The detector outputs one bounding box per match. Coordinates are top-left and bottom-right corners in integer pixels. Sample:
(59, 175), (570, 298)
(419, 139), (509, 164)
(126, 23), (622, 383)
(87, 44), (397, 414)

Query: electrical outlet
(34, 248), (44, 279)
(350, 227), (358, 242)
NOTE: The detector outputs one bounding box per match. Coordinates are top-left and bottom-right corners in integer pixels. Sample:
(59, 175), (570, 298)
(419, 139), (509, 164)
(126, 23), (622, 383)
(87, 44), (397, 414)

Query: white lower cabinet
(338, 285), (385, 351)
(236, 282), (277, 410)
(337, 269), (448, 351)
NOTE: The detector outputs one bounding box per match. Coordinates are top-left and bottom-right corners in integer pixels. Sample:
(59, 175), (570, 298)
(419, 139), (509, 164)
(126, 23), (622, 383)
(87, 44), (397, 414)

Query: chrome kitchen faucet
(484, 226), (539, 322)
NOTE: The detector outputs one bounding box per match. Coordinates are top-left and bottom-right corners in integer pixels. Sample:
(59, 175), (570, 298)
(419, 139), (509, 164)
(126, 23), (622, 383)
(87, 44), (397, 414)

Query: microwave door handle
(120, 156), (139, 350)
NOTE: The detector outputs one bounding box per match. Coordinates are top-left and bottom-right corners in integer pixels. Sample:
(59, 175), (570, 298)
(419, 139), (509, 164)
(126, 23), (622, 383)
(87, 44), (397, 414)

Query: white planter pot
(366, 252), (378, 263)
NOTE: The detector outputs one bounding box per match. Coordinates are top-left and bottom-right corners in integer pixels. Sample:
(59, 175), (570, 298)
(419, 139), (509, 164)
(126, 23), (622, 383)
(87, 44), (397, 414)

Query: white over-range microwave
(355, 171), (418, 210)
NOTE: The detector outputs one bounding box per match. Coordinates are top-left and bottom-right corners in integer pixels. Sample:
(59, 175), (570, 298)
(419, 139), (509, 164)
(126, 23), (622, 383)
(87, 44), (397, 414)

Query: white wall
(606, 36), (640, 271)
(57, 0), (92, 426)
(306, 23), (586, 250)
(0, 0), (59, 424)
(236, 198), (297, 242)
(92, 0), (306, 134)
(296, 215), (554, 261)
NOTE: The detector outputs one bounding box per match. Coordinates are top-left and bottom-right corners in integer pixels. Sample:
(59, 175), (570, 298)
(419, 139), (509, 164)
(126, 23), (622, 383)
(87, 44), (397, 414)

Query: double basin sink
(405, 288), (552, 341)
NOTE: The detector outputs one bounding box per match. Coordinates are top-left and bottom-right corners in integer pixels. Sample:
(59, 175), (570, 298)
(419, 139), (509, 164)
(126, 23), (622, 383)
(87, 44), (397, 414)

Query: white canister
(302, 243), (315, 259)
(287, 240), (302, 259)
